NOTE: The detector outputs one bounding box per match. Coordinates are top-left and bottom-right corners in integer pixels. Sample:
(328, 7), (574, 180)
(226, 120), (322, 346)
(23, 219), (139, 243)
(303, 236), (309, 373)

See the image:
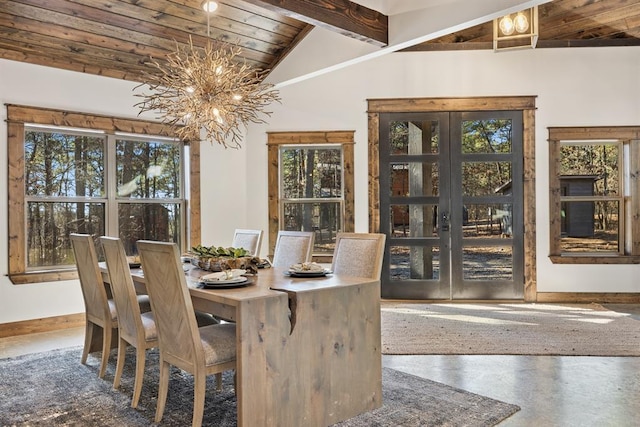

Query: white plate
(289, 263), (326, 274)
(201, 276), (248, 285)
(201, 269), (246, 282)
(286, 269), (331, 277)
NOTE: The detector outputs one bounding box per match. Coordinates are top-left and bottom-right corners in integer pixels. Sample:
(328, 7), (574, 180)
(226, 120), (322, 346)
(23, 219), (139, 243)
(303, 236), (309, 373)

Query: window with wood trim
(549, 126), (640, 263)
(7, 104), (201, 284)
(267, 131), (355, 259)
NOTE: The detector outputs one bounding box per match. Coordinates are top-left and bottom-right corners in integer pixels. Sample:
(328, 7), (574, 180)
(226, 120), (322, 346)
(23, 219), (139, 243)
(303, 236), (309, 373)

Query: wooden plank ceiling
(413, 0), (640, 51)
(0, 0), (638, 84)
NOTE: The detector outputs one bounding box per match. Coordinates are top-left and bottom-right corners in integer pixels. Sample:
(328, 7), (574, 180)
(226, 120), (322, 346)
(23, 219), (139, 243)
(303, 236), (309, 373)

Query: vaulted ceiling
(1, 0), (638, 84)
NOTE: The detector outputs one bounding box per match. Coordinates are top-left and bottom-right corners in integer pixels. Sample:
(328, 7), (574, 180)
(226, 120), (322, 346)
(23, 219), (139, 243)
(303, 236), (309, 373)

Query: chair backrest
(70, 233), (111, 323)
(271, 231), (315, 268)
(331, 233), (386, 280)
(137, 240), (203, 369)
(231, 229), (263, 257)
(100, 236), (143, 342)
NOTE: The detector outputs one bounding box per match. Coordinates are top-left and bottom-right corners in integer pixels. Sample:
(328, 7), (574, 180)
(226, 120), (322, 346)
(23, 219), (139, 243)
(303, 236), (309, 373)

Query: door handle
(441, 211), (450, 231)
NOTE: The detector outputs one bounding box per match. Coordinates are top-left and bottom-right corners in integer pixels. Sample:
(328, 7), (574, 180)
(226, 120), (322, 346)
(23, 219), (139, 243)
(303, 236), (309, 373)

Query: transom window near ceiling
(6, 105), (201, 284)
(267, 131), (355, 260)
(548, 126), (640, 263)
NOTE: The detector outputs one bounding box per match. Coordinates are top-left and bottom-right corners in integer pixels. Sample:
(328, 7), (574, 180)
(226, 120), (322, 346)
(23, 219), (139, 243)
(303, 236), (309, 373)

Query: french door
(379, 111), (524, 300)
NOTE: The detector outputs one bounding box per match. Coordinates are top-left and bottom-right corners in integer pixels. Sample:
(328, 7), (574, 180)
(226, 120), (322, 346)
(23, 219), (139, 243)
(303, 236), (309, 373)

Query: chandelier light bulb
(186, 86), (195, 93)
(514, 12), (529, 33)
(201, 1), (218, 13)
(499, 15), (515, 36)
(233, 94), (242, 101)
(212, 107), (220, 116)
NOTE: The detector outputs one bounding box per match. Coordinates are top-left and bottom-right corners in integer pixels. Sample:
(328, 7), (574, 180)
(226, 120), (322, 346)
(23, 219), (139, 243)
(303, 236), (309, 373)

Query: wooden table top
(102, 263), (375, 305)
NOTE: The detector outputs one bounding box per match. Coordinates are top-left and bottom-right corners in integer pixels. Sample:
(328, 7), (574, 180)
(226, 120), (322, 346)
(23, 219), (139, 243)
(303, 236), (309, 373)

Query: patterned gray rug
(0, 347), (519, 426)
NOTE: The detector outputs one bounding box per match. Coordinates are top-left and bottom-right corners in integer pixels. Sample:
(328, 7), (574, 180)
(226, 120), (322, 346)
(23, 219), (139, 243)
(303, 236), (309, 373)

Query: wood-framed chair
(100, 236), (158, 408)
(231, 228), (263, 257)
(331, 232), (386, 280)
(271, 230), (315, 268)
(70, 233), (118, 379)
(137, 240), (237, 426)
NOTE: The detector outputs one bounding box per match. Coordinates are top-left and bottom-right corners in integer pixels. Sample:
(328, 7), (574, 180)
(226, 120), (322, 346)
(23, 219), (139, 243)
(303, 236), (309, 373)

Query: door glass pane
(116, 139), (182, 198)
(560, 200), (620, 253)
(462, 119), (512, 154)
(390, 204), (439, 238)
(463, 204), (513, 238)
(119, 203), (182, 255)
(389, 121), (439, 155)
(390, 245), (440, 280)
(283, 202), (341, 254)
(462, 162), (512, 196)
(463, 246), (513, 280)
(281, 147), (342, 199)
(25, 130), (105, 197)
(390, 162), (439, 196)
(27, 202), (105, 268)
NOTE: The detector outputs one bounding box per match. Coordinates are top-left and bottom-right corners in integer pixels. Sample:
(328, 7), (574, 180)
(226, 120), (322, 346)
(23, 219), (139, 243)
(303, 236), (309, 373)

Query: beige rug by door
(381, 302), (640, 356)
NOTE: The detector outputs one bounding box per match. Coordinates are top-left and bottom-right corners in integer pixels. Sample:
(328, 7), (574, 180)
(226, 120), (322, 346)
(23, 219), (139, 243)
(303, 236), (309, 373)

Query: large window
(7, 105), (201, 284)
(267, 131), (355, 259)
(549, 126), (640, 263)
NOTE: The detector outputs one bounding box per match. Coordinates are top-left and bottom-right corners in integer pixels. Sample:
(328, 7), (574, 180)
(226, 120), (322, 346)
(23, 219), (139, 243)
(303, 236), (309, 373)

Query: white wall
(1, 28), (639, 323)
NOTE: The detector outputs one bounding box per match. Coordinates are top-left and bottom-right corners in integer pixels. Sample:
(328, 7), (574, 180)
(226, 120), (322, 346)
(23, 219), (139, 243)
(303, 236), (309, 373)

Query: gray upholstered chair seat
(200, 323), (237, 365)
(140, 311), (158, 342)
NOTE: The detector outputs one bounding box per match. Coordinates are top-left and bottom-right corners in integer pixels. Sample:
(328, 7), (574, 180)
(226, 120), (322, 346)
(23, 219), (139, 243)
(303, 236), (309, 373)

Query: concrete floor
(2, 306), (640, 427)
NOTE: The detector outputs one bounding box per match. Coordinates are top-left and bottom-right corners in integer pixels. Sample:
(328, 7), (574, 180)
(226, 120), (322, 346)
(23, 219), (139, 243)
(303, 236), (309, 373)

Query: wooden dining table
(100, 263), (382, 426)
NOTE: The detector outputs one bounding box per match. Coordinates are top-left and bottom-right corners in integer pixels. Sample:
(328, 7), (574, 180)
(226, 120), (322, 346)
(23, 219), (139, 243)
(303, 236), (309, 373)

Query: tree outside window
(24, 127), (185, 270)
(280, 146), (343, 254)
(7, 105), (198, 284)
(267, 131), (355, 260)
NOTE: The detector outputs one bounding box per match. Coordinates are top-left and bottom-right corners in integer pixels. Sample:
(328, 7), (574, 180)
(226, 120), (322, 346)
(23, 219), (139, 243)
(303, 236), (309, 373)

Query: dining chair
(231, 228), (263, 257)
(271, 230), (315, 268)
(137, 240), (237, 426)
(331, 232), (386, 280)
(70, 233), (119, 379)
(100, 236), (158, 408)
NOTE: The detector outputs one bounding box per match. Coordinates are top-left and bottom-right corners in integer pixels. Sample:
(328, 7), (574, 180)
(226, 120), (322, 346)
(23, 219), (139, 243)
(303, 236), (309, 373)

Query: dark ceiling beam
(401, 38), (640, 52)
(245, 0), (388, 46)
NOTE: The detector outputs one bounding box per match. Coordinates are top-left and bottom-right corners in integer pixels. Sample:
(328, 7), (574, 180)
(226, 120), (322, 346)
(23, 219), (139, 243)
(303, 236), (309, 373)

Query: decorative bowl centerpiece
(188, 244), (259, 273)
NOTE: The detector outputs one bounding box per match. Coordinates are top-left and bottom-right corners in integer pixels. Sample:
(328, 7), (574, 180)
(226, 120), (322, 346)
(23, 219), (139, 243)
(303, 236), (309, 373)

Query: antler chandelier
(135, 2), (280, 149)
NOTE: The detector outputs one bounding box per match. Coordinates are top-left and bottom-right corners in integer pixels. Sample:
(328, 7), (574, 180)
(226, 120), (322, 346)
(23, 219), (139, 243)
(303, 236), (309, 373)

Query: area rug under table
(0, 347), (519, 426)
(381, 302), (640, 356)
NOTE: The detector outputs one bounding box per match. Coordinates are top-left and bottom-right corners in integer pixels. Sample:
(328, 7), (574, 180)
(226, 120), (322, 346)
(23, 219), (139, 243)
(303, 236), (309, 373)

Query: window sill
(549, 255), (640, 265)
(8, 270), (78, 285)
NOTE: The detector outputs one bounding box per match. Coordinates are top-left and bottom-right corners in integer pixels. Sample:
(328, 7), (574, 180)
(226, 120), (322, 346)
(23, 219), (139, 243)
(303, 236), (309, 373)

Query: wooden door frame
(367, 96), (537, 301)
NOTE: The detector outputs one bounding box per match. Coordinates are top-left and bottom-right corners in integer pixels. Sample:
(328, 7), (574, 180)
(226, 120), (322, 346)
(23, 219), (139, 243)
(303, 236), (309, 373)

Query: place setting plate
(285, 263), (332, 278)
(199, 269), (251, 288)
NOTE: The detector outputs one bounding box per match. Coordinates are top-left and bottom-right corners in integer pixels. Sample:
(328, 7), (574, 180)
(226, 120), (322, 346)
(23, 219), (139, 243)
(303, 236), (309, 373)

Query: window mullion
(106, 134), (118, 236)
